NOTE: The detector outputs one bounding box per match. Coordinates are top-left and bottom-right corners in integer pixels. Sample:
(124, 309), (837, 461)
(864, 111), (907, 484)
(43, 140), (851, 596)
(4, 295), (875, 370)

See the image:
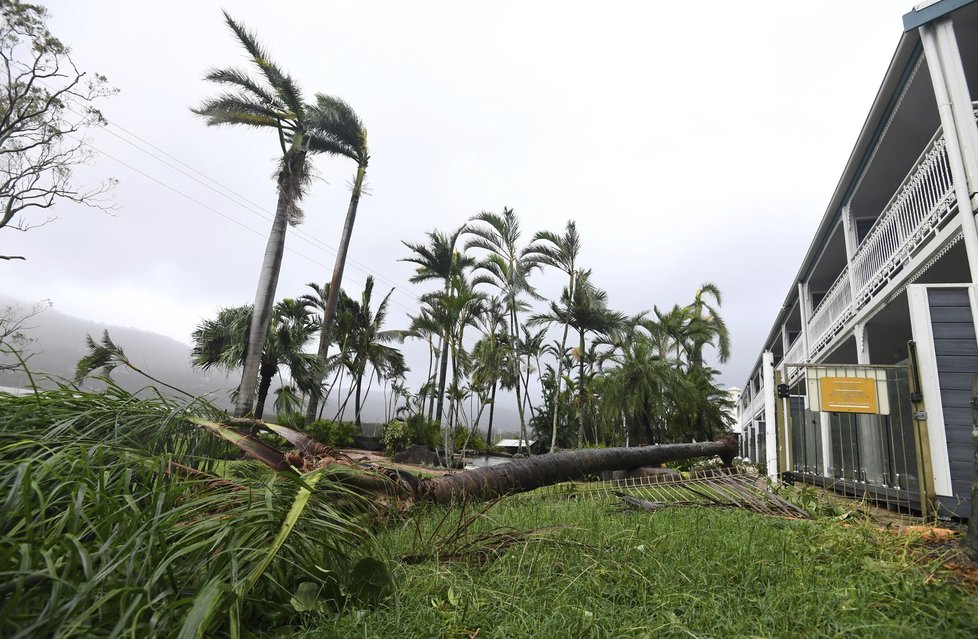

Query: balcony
(787, 117), (963, 367)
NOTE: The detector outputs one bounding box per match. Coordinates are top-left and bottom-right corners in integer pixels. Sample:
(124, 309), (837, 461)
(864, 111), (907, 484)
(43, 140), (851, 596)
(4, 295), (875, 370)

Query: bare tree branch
(0, 1), (116, 261)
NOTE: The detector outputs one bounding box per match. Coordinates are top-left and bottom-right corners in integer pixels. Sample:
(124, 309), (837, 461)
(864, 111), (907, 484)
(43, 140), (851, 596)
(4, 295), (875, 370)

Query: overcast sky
(5, 0), (911, 391)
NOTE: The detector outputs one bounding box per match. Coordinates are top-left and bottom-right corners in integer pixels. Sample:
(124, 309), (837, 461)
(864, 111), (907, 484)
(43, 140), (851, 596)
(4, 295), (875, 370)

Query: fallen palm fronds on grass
(0, 384), (391, 638)
(534, 470), (813, 519)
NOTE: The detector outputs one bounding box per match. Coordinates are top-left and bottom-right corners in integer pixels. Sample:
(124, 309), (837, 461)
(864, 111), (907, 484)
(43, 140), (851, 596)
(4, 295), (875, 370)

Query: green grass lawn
(303, 497), (978, 639)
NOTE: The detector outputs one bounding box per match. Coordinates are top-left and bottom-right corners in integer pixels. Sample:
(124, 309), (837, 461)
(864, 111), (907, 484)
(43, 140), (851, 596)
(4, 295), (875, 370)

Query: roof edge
(903, 0), (977, 31)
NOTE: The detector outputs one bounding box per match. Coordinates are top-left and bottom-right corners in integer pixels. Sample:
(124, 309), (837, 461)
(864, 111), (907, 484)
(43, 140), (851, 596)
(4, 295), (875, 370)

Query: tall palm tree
(525, 221), (581, 452)
(531, 270), (625, 444)
(191, 299), (322, 419)
(465, 208), (540, 453)
(194, 13), (350, 418)
(401, 226), (473, 424)
(418, 275), (487, 455)
(303, 96), (370, 424)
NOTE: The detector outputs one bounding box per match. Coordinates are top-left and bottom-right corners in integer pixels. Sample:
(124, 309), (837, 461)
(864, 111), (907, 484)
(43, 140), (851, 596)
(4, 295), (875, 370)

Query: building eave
(903, 0), (978, 31)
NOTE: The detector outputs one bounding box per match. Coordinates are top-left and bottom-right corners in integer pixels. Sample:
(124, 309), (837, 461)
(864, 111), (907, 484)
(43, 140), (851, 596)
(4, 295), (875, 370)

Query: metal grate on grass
(515, 468), (812, 519)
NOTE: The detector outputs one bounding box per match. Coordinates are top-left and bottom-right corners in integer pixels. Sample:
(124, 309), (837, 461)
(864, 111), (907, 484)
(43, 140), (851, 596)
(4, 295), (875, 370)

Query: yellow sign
(818, 377), (879, 414)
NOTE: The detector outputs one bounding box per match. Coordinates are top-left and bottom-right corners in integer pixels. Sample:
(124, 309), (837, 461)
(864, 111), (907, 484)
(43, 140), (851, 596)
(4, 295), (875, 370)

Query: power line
(99, 121), (419, 305)
(72, 134), (426, 318)
(42, 83), (419, 307)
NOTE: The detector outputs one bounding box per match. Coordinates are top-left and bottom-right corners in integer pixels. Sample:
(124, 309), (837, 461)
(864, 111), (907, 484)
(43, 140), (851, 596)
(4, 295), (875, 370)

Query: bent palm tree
(688, 282), (731, 371)
(194, 13), (349, 417)
(303, 96), (370, 424)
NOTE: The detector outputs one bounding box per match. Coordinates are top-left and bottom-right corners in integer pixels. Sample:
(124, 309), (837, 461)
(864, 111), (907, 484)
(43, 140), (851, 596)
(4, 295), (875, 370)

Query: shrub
(404, 413), (440, 447)
(276, 411), (305, 429)
(381, 420), (413, 454)
(453, 428), (488, 452)
(306, 419), (358, 447)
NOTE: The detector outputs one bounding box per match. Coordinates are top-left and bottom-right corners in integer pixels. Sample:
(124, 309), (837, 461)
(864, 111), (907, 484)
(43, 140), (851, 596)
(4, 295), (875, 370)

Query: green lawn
(304, 497), (978, 639)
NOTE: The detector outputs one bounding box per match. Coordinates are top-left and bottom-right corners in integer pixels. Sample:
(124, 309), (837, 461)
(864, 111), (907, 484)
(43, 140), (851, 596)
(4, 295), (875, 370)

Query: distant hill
(0, 296), (522, 431)
(0, 296), (236, 406)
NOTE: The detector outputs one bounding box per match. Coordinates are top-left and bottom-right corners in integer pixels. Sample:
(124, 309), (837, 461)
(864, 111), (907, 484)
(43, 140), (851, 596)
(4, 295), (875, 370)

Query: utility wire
(44, 84), (419, 307)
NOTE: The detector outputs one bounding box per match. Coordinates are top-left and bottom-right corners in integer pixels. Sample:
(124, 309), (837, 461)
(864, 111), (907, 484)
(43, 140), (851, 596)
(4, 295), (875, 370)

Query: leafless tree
(0, 298), (49, 371)
(1, 1), (116, 261)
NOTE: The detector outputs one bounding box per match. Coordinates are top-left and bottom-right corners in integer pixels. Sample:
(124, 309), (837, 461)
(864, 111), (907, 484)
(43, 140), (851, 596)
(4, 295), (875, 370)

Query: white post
(841, 204), (860, 306)
(855, 323), (884, 483)
(763, 351), (778, 479)
(920, 22), (978, 285)
(798, 282), (812, 360)
(820, 412), (833, 477)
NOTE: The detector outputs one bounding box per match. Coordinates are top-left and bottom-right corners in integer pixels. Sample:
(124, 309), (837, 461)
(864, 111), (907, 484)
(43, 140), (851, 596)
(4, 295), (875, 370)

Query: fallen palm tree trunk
(416, 439), (739, 505)
(192, 417), (738, 506)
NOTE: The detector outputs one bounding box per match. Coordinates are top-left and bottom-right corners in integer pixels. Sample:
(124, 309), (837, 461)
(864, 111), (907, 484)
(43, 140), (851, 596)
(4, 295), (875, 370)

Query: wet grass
(304, 497), (978, 639)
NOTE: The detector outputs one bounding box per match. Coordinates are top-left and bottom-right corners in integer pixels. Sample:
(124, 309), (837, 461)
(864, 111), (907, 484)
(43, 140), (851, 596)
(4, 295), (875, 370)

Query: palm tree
(418, 275), (487, 456)
(303, 96), (370, 424)
(525, 221), (581, 452)
(530, 269), (625, 444)
(191, 299), (322, 419)
(599, 333), (678, 445)
(470, 299), (510, 446)
(653, 304), (695, 369)
(465, 208), (540, 453)
(344, 276), (405, 427)
(688, 282), (731, 371)
(194, 13), (350, 418)
(401, 226), (473, 424)
(404, 308), (442, 421)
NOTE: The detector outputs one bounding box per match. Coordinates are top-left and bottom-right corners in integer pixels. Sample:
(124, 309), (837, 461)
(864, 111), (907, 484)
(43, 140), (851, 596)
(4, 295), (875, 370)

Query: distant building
(738, 0), (977, 517)
(495, 438), (540, 454)
(725, 387), (742, 435)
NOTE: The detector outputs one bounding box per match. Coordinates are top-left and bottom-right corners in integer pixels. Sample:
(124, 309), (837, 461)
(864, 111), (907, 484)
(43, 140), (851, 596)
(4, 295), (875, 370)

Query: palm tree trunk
(254, 364), (276, 421)
(578, 327), (587, 443)
(487, 380), (497, 445)
(434, 329), (451, 421)
(511, 306), (529, 454)
(305, 162), (367, 424)
(235, 165), (300, 418)
(354, 370), (363, 427)
(550, 270), (576, 452)
(419, 439), (737, 505)
(424, 335), (435, 420)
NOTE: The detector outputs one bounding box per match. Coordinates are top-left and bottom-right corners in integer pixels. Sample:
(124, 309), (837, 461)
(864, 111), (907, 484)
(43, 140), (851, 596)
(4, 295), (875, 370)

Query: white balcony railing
(782, 335), (806, 384)
(808, 264), (854, 354)
(850, 136), (956, 308)
(805, 125), (959, 359)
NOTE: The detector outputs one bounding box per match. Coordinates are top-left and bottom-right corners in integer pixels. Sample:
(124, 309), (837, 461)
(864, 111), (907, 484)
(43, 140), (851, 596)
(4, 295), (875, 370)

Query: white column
(841, 205), (860, 305)
(820, 412), (833, 477)
(934, 20), (978, 192)
(797, 282), (811, 360)
(780, 323), (791, 377)
(920, 22), (978, 285)
(762, 351), (778, 479)
(855, 323), (884, 483)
